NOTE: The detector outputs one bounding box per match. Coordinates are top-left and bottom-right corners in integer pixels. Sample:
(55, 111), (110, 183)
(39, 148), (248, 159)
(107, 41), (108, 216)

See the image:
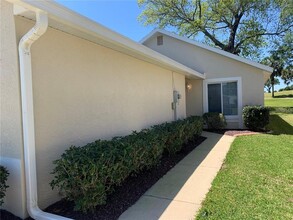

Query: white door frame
(203, 77), (243, 128)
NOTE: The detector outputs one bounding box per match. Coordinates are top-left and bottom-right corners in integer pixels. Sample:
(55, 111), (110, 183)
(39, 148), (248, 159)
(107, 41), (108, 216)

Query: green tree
(138, 0), (293, 58)
(264, 78), (280, 93)
(277, 33), (293, 85)
(262, 32), (292, 97)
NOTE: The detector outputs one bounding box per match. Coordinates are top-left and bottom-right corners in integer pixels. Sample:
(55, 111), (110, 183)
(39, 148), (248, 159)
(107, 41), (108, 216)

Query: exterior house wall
(143, 34), (265, 128)
(14, 16), (186, 210)
(0, 1), (27, 218)
(186, 79), (203, 116)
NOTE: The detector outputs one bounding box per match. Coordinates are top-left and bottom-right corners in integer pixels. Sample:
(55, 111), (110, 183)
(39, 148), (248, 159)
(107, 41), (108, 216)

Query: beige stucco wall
(14, 16), (186, 209)
(0, 1), (26, 218)
(173, 72), (186, 119)
(0, 1), (23, 160)
(186, 79), (202, 116)
(144, 34), (265, 120)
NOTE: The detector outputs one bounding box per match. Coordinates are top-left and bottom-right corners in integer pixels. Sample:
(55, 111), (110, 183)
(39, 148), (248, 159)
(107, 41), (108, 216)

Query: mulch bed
(224, 130), (261, 136)
(204, 129), (262, 136)
(19, 135), (205, 220)
(0, 210), (22, 220)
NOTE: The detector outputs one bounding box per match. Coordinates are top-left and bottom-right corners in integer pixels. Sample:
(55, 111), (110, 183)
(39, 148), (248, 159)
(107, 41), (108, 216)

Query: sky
(55, 0), (289, 91)
(55, 0), (153, 42)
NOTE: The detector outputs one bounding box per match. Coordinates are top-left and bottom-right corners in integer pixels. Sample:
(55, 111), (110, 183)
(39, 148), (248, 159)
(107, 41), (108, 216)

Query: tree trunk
(270, 73), (275, 98)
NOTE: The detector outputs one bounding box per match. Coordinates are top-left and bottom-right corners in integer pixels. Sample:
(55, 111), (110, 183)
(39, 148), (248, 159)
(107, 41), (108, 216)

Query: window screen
(222, 82), (238, 115)
(207, 81), (238, 116)
(208, 83), (222, 113)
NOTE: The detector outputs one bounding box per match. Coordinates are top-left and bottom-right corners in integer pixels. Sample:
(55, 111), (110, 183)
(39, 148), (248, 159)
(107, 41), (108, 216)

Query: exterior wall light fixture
(186, 82), (192, 91)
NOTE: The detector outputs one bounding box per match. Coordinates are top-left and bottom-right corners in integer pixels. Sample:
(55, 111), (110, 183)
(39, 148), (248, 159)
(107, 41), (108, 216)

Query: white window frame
(203, 77), (243, 128)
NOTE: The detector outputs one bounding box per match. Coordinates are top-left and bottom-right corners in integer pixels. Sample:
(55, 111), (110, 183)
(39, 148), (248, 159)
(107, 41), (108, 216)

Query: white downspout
(19, 10), (72, 220)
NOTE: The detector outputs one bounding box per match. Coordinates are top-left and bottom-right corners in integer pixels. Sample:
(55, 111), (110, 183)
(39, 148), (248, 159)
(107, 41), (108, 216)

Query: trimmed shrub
(0, 166), (9, 206)
(152, 116), (203, 155)
(50, 116), (203, 212)
(243, 106), (270, 131)
(203, 112), (227, 130)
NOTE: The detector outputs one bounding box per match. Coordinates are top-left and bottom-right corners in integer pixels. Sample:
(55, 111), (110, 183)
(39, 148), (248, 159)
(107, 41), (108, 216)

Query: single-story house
(140, 29), (272, 128)
(0, 0), (272, 219)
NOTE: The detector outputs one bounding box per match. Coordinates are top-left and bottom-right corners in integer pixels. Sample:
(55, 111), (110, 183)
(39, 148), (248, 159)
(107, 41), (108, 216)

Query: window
(208, 84), (221, 113)
(207, 81), (238, 116)
(222, 82), (238, 115)
(204, 77), (242, 128)
(157, 35), (163, 46)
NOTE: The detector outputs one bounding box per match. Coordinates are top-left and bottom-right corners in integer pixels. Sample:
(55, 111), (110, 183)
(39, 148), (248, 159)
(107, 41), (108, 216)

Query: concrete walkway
(119, 132), (235, 220)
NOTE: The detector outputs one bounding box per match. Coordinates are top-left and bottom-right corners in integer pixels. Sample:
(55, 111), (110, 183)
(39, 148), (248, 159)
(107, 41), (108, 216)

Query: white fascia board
(141, 29), (273, 74)
(7, 0), (204, 79)
(139, 29), (160, 43)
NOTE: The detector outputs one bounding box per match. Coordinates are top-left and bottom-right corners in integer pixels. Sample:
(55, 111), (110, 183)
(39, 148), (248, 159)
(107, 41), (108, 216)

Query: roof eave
(8, 0), (205, 79)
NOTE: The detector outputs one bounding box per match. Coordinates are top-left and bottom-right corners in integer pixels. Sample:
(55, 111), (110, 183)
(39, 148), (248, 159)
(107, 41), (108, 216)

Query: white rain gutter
(19, 10), (72, 220)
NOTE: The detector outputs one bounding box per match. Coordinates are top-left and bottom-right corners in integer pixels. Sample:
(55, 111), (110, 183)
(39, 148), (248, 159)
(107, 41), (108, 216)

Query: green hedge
(243, 106), (270, 131)
(50, 116), (203, 212)
(203, 112), (227, 130)
(0, 166), (9, 206)
(268, 107), (293, 114)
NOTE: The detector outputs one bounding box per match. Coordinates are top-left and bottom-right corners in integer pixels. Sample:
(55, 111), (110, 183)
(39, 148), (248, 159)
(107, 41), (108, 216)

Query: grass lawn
(196, 114), (293, 220)
(265, 90), (293, 107)
(267, 113), (293, 135)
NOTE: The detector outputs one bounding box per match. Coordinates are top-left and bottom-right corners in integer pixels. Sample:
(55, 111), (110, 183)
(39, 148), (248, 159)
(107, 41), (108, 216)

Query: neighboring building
(0, 0), (272, 219)
(141, 29), (272, 129)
